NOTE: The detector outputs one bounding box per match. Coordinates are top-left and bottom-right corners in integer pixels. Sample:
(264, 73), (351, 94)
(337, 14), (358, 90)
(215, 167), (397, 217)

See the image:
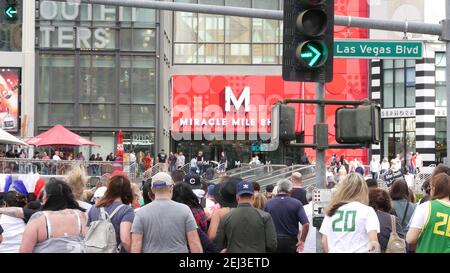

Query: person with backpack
(20, 180), (87, 253)
(86, 173), (135, 253)
(407, 172), (450, 253)
(389, 179), (416, 234)
(369, 188), (405, 252)
(320, 173), (380, 253)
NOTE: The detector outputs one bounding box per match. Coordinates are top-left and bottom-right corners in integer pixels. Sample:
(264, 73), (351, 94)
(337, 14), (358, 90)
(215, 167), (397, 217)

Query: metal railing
(0, 158), (116, 175)
(209, 164), (287, 184)
(258, 165), (316, 191)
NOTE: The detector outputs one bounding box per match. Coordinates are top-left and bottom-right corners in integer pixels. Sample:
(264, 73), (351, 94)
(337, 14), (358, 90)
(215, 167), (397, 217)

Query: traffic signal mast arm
(50, 0), (443, 38)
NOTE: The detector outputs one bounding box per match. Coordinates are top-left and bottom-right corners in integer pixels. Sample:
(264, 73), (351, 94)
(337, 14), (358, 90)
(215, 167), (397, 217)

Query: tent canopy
(0, 128), (28, 146)
(26, 125), (100, 147)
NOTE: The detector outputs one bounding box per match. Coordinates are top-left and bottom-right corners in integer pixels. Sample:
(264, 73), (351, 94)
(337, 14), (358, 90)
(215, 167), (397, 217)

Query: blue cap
(207, 184), (215, 196)
(236, 181), (254, 196)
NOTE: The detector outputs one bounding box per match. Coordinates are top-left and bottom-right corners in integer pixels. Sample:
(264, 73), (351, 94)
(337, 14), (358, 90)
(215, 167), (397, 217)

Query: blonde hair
(66, 164), (88, 200)
(325, 173), (369, 217)
(253, 193), (267, 209)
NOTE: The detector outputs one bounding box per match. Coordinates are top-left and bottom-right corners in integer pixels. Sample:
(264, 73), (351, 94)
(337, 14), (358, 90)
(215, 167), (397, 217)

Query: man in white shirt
(129, 151), (137, 177)
(52, 151), (61, 161)
(176, 152), (185, 169)
(369, 156), (381, 180)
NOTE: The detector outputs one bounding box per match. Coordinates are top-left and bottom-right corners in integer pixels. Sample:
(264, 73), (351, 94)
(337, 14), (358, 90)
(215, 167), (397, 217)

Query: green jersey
(416, 200), (450, 253)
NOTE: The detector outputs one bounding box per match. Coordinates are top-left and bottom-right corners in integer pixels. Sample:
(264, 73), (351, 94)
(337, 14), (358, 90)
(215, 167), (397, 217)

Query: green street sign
(4, 4), (18, 20)
(296, 40), (328, 68)
(334, 39), (423, 59)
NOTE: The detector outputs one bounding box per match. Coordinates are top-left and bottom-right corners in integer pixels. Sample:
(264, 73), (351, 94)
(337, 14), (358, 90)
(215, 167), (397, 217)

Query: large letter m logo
(225, 87), (250, 112)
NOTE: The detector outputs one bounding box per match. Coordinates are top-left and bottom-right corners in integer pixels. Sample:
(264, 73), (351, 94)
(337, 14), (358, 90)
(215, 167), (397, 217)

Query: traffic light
(282, 0), (334, 83)
(3, 0), (18, 21)
(260, 103), (296, 152)
(335, 104), (381, 146)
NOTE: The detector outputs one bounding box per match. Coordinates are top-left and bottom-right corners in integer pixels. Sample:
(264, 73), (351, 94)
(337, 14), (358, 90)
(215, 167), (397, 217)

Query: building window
(382, 118), (416, 163)
(436, 117), (447, 164)
(36, 1), (157, 130)
(173, 0), (282, 64)
(436, 52), (447, 107)
(382, 60), (416, 108)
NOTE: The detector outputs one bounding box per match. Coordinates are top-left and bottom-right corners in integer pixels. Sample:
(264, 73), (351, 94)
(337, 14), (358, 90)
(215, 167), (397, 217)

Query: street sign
(4, 4), (18, 20)
(334, 39), (423, 59)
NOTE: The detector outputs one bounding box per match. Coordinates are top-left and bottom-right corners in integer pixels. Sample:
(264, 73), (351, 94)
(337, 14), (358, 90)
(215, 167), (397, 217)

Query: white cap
(151, 172), (174, 188)
(94, 186), (107, 198)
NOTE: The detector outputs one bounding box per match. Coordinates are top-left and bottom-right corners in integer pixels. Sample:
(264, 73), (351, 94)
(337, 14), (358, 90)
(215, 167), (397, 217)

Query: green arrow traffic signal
(4, 5), (18, 20)
(296, 40), (328, 68)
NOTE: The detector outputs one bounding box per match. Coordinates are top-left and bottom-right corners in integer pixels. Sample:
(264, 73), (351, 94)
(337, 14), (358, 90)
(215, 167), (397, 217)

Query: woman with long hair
(20, 179), (87, 253)
(87, 174), (135, 253)
(389, 179), (416, 233)
(66, 164), (92, 212)
(172, 182), (217, 253)
(319, 173), (380, 253)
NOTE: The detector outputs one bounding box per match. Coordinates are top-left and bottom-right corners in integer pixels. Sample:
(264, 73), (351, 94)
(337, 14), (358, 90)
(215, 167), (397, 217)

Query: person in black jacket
(0, 224), (3, 243)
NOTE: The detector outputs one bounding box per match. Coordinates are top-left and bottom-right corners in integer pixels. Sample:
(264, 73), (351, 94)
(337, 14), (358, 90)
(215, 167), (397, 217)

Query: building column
(415, 50), (436, 166)
(370, 59), (381, 161)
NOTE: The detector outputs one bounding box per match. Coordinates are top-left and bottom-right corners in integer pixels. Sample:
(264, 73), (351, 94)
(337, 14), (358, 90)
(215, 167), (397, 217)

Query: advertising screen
(0, 68), (20, 132)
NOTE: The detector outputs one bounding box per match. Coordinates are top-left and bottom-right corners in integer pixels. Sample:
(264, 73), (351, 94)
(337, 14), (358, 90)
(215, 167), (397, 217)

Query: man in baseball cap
(214, 180), (277, 253)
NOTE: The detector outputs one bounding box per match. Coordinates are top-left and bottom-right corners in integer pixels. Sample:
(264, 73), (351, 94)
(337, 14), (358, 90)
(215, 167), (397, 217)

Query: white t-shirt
(302, 202), (317, 253)
(129, 153), (136, 163)
(52, 155), (61, 160)
(0, 215), (26, 253)
(319, 201), (380, 253)
(409, 201), (431, 230)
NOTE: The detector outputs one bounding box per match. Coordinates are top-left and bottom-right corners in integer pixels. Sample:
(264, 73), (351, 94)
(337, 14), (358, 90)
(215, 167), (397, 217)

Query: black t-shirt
(290, 188), (308, 206)
(158, 153), (167, 163)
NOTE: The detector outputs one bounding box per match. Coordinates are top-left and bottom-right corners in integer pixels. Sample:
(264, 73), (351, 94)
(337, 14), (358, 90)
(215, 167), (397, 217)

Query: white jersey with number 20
(319, 201), (380, 253)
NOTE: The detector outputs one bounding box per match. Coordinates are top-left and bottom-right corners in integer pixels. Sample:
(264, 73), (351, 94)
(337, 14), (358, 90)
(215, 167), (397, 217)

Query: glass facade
(173, 0), (282, 64)
(382, 60), (416, 108)
(435, 52), (447, 107)
(36, 1), (157, 155)
(436, 117), (447, 164)
(382, 118), (416, 162)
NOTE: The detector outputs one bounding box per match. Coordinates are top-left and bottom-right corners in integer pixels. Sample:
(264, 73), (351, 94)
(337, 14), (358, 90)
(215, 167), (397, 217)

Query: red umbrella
(26, 124), (100, 147)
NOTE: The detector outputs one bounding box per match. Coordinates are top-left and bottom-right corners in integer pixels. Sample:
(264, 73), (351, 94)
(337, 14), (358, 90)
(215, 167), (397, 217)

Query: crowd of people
(0, 155), (448, 253)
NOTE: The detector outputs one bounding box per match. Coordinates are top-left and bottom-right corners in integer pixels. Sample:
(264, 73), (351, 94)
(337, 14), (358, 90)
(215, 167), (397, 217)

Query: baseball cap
(184, 174), (202, 189)
(207, 184), (215, 196)
(236, 181), (254, 196)
(93, 186), (107, 199)
(151, 172), (174, 188)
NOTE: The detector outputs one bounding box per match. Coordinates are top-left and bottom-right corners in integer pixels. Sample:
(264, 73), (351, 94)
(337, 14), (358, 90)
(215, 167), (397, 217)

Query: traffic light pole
(446, 0), (450, 165)
(315, 83), (327, 189)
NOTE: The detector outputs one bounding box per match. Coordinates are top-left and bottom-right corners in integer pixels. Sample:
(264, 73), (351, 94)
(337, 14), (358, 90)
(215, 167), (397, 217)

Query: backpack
(85, 204), (125, 253)
(386, 215), (406, 253)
